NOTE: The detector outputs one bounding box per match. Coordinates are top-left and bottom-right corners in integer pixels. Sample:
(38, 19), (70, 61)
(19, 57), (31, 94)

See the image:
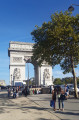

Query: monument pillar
(9, 56), (26, 86)
(34, 64), (53, 86)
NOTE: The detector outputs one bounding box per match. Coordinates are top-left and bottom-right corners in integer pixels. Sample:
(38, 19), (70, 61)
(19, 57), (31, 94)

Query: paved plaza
(0, 91), (79, 120)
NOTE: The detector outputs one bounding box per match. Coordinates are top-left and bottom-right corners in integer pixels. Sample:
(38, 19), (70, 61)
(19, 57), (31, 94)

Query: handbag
(50, 100), (54, 107)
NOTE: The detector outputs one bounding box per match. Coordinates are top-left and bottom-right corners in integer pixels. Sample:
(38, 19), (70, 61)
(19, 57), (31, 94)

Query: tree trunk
(71, 56), (78, 98)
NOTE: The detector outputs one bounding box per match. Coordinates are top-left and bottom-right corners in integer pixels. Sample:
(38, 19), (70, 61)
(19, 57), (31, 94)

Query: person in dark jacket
(52, 89), (56, 111)
(13, 87), (16, 98)
(60, 90), (65, 111)
(16, 87), (19, 97)
(24, 86), (27, 97)
(8, 87), (11, 98)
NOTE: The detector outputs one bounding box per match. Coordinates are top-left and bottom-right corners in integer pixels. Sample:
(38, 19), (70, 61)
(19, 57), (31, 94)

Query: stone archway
(8, 41), (53, 86)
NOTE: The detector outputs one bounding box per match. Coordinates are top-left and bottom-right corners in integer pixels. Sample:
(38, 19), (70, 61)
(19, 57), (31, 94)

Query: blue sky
(0, 0), (79, 85)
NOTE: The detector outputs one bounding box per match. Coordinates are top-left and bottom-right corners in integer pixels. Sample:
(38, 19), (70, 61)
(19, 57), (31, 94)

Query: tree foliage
(54, 77), (74, 85)
(31, 11), (79, 68)
(62, 77), (73, 84)
(54, 78), (62, 85)
(31, 11), (79, 98)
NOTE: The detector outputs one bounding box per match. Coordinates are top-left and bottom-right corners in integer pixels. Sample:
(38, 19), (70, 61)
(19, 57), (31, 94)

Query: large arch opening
(25, 63), (34, 86)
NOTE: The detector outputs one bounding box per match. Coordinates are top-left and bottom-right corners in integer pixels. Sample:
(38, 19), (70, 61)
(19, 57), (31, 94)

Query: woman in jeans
(60, 90), (65, 111)
(58, 92), (61, 110)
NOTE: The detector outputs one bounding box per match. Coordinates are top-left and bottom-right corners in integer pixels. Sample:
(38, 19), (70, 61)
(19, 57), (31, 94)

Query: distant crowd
(8, 86), (20, 98)
(7, 86), (41, 99)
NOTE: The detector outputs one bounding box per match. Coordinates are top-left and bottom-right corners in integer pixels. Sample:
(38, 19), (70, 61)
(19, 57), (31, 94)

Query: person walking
(50, 85), (54, 94)
(16, 87), (19, 98)
(13, 87), (16, 98)
(8, 87), (11, 98)
(58, 91), (61, 110)
(65, 84), (69, 99)
(60, 90), (65, 111)
(52, 89), (56, 111)
(24, 86), (27, 97)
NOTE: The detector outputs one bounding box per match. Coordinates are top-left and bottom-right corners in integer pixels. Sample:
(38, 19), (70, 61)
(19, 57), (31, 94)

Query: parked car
(60, 84), (74, 91)
(67, 84), (73, 89)
(69, 86), (79, 94)
(60, 85), (65, 91)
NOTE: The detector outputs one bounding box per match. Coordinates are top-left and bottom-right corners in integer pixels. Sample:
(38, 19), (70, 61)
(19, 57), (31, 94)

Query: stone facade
(8, 41), (53, 86)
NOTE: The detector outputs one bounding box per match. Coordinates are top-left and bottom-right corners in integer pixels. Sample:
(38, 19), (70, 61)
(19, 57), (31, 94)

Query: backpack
(66, 88), (68, 92)
(60, 94), (65, 100)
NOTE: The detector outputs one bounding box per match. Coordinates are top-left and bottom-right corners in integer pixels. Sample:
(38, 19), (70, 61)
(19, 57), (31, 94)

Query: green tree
(54, 78), (62, 85)
(62, 77), (73, 84)
(31, 11), (79, 98)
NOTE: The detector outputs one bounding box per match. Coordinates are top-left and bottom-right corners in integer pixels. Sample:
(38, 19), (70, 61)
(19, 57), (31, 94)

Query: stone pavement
(0, 91), (79, 120)
(0, 91), (59, 120)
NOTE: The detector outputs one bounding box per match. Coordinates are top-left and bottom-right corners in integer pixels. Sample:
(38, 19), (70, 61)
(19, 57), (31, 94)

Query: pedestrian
(50, 85), (54, 94)
(19, 86), (20, 91)
(8, 87), (11, 98)
(60, 90), (65, 111)
(58, 91), (61, 110)
(33, 89), (34, 94)
(24, 86), (27, 97)
(52, 89), (56, 111)
(65, 84), (69, 99)
(0, 87), (1, 92)
(37, 89), (39, 94)
(13, 87), (16, 98)
(16, 87), (19, 98)
(34, 89), (37, 94)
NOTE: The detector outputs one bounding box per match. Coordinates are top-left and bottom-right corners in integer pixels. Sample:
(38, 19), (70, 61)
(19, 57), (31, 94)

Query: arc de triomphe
(8, 41), (53, 86)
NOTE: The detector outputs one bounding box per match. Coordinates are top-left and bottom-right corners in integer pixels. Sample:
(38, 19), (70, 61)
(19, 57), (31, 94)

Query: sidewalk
(0, 91), (60, 120)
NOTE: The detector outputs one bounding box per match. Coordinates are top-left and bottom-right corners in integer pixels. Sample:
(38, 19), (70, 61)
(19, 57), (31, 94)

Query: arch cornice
(8, 41), (34, 57)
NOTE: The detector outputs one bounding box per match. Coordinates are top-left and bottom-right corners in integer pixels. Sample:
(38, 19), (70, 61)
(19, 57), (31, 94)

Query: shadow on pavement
(38, 118), (51, 120)
(55, 111), (79, 116)
(21, 106), (48, 111)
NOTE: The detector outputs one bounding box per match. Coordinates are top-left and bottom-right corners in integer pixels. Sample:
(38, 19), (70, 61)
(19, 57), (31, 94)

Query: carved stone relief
(43, 68), (50, 80)
(13, 68), (21, 80)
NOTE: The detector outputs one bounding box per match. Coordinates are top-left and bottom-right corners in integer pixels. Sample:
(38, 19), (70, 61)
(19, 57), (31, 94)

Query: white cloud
(53, 69), (79, 78)
(52, 64), (79, 78)
(75, 69), (79, 76)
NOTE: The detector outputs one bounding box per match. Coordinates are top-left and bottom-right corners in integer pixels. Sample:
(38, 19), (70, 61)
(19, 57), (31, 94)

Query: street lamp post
(11, 74), (12, 86)
(27, 63), (29, 87)
(68, 4), (79, 12)
(68, 4), (79, 98)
